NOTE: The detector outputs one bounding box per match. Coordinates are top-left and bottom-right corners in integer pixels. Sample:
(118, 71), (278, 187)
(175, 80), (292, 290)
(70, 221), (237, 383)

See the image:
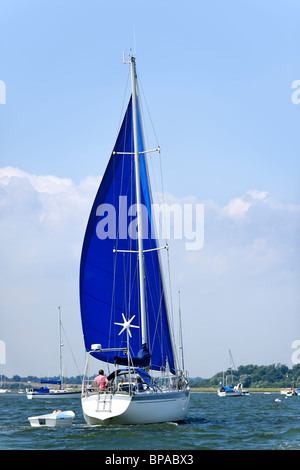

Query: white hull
(218, 390), (245, 397)
(218, 383), (249, 397)
(280, 389), (298, 396)
(27, 390), (81, 400)
(82, 389), (190, 425)
(28, 410), (75, 427)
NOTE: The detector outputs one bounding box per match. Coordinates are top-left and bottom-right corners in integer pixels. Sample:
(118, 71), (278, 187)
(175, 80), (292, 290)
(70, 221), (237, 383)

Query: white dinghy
(28, 409), (75, 427)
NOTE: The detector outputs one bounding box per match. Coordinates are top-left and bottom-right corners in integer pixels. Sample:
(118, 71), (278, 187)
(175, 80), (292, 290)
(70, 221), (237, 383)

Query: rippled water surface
(0, 392), (299, 450)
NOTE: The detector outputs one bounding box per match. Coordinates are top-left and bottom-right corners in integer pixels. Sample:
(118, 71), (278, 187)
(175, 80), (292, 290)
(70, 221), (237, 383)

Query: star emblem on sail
(115, 313), (139, 337)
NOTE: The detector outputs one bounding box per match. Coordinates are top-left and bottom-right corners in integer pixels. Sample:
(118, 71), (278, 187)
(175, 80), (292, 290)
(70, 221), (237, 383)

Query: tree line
(2, 375), (82, 389)
(3, 363), (300, 390)
(190, 363), (300, 389)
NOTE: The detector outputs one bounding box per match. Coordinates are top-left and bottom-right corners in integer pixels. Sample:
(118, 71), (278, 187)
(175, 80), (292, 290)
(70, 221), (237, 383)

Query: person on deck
(92, 370), (108, 391)
(133, 377), (144, 392)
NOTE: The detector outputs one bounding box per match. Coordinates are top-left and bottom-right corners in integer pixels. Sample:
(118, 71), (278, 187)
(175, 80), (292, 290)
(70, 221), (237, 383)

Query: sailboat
(80, 55), (190, 425)
(280, 380), (300, 397)
(218, 350), (249, 397)
(0, 374), (7, 393)
(26, 307), (81, 399)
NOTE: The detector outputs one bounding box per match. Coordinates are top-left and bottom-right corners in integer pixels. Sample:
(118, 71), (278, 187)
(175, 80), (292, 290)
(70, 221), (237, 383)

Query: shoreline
(191, 387), (282, 393)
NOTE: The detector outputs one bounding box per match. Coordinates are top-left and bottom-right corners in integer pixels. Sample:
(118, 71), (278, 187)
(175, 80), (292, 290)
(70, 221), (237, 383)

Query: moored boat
(26, 307), (81, 399)
(218, 383), (249, 397)
(26, 384), (81, 399)
(218, 350), (249, 397)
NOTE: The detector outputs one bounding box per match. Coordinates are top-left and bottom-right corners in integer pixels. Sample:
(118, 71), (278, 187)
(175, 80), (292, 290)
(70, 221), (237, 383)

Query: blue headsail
(80, 96), (176, 373)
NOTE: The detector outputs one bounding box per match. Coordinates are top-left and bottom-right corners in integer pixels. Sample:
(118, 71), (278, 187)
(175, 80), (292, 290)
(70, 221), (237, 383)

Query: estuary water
(0, 392), (299, 451)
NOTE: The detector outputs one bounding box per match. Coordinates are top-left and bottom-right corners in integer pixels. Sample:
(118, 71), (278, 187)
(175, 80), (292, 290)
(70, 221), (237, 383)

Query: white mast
(129, 55), (147, 348)
(58, 306), (63, 388)
(229, 349), (236, 383)
(178, 291), (184, 371)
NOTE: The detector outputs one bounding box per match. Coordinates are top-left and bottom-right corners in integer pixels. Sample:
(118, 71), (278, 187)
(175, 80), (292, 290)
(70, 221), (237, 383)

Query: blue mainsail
(80, 96), (176, 373)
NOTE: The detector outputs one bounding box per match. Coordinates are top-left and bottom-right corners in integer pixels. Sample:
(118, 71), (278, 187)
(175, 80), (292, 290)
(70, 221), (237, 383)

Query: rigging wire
(137, 71), (179, 370)
(60, 322), (83, 379)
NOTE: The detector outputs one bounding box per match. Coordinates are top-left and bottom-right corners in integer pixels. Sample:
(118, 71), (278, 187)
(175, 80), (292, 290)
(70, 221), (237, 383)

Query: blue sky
(0, 0), (299, 379)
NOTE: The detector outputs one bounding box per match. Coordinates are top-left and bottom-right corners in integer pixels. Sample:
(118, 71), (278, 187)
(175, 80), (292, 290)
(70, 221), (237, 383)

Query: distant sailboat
(27, 307), (81, 399)
(80, 55), (190, 424)
(218, 350), (249, 397)
(280, 380), (299, 396)
(0, 374), (7, 393)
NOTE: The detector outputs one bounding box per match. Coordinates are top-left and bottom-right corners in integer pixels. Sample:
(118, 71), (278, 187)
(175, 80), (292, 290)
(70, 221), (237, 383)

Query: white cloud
(246, 189), (268, 200)
(0, 167), (101, 377)
(222, 189), (269, 219)
(0, 166), (100, 229)
(223, 197), (252, 218)
(0, 166), (73, 194)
